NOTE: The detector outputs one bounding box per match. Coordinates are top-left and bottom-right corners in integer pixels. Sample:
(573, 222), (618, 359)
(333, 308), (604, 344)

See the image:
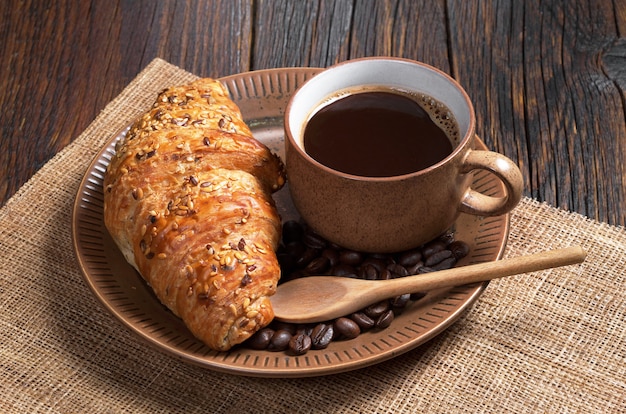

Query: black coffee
(303, 90), (458, 177)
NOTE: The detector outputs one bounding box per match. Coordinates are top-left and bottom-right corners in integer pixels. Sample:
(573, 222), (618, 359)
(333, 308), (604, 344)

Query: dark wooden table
(2, 0), (625, 226)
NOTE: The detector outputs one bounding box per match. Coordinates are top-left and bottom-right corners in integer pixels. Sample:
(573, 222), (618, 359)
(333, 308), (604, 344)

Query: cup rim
(284, 57), (476, 182)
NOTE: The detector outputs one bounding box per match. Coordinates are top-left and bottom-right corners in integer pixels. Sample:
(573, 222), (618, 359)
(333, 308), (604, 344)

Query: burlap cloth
(1, 58), (624, 413)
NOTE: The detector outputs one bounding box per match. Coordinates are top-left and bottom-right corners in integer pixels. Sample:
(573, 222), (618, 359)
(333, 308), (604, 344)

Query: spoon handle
(378, 246), (586, 298)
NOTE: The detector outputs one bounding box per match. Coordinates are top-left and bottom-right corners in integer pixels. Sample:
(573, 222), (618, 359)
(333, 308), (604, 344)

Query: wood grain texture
(0, 0), (122, 203)
(449, 1), (626, 225)
(119, 0), (252, 78)
(1, 0), (625, 227)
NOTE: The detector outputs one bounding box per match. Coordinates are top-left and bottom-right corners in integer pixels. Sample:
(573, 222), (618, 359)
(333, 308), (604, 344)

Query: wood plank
(252, 0), (329, 68)
(349, 0), (451, 71)
(448, 1), (626, 225)
(0, 0), (254, 205)
(119, 0), (253, 79)
(0, 0), (121, 203)
(251, 0), (450, 69)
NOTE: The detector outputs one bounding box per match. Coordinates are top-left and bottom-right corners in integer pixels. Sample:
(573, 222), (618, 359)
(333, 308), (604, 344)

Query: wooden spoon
(271, 246), (586, 323)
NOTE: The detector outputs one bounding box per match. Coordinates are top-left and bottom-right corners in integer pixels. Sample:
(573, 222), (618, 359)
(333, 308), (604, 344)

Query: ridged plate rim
(71, 67), (510, 378)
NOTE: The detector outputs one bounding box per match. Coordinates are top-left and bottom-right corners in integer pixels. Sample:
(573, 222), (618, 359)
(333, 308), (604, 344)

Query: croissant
(103, 78), (286, 351)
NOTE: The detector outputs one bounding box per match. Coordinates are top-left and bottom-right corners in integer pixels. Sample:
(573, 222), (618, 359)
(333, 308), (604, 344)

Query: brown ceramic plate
(72, 68), (510, 378)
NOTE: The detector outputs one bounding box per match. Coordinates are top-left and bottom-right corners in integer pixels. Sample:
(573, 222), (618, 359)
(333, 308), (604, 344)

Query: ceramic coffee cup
(284, 57), (523, 253)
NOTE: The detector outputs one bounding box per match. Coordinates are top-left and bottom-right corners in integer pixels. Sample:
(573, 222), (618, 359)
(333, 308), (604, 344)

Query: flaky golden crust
(103, 78), (285, 351)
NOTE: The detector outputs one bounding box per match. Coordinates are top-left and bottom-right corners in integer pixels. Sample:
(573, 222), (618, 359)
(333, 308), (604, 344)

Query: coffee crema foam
(415, 92), (461, 146)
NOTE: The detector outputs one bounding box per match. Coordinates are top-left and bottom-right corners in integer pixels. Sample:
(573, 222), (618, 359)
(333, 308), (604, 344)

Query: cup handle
(459, 149), (524, 216)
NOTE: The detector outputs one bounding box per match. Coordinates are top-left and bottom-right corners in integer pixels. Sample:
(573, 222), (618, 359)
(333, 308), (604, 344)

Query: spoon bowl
(270, 246), (586, 323)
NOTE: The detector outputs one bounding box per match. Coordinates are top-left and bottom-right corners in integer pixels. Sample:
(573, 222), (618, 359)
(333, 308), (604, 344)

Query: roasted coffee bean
(410, 291), (427, 301)
(247, 327), (274, 350)
(437, 231), (455, 245)
(356, 266), (366, 279)
(398, 249), (423, 267)
(361, 257), (386, 273)
(327, 241), (343, 250)
(334, 317), (361, 339)
(287, 269), (309, 280)
(331, 264), (358, 278)
(387, 263), (409, 278)
(296, 325), (313, 336)
(289, 333), (312, 355)
(311, 323), (334, 349)
(364, 300), (390, 319)
(448, 240), (470, 259)
(282, 220), (304, 244)
(432, 256), (457, 270)
(295, 247), (320, 268)
(422, 241), (447, 258)
(368, 252), (390, 260)
(378, 269), (393, 280)
(390, 293), (411, 310)
(272, 321), (297, 335)
(306, 256), (330, 274)
(257, 220), (472, 355)
(268, 329), (292, 351)
(321, 248), (340, 267)
(376, 309), (394, 329)
(350, 312), (375, 330)
(424, 249), (453, 267)
(285, 241), (306, 259)
(405, 262), (424, 275)
(339, 250), (364, 266)
(277, 252), (297, 275)
(359, 264), (379, 280)
(303, 231), (327, 249)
